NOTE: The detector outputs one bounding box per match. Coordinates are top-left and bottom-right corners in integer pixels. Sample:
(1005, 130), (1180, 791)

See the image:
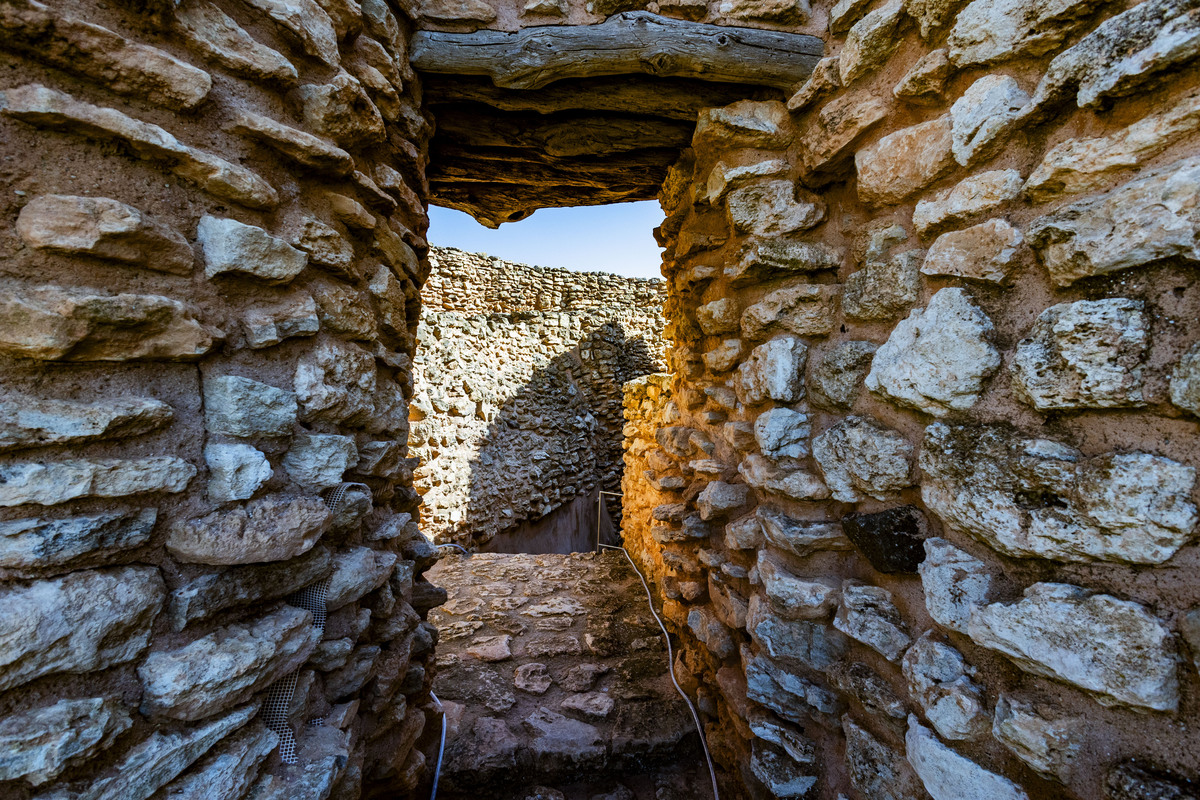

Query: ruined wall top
(423, 245), (666, 315)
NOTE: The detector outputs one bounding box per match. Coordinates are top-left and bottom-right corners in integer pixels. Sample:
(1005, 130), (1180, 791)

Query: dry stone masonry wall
(411, 247), (666, 549)
(0, 1), (440, 798)
(615, 0), (1200, 797)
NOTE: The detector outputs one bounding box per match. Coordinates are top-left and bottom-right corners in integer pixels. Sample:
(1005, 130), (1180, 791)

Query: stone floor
(425, 552), (709, 799)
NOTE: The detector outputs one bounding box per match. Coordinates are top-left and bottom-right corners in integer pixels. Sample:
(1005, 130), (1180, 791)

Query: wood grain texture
(410, 11), (824, 91)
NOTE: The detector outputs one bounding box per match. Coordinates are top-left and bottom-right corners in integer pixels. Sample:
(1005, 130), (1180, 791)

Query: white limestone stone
(757, 507), (851, 557)
(0, 394), (172, 452)
(948, 0), (1107, 67)
(757, 550), (839, 620)
(968, 583), (1179, 711)
(736, 335), (807, 406)
(950, 75), (1029, 166)
(913, 170), (1023, 236)
(920, 219), (1023, 284)
(0, 457), (195, 507)
(205, 443), (272, 502)
(0, 697), (131, 786)
(726, 180), (826, 235)
(0, 508), (156, 571)
(906, 717), (1030, 800)
(992, 695), (1080, 783)
(834, 582), (912, 661)
(1011, 298), (1149, 410)
(919, 538), (993, 634)
(812, 415), (914, 502)
(866, 289), (1000, 417)
(197, 215), (307, 284)
(166, 494), (330, 565)
(1171, 341), (1200, 416)
(754, 407), (811, 460)
(203, 375), (297, 437)
(282, 433), (357, 490)
(325, 546), (399, 610)
(902, 633), (990, 741)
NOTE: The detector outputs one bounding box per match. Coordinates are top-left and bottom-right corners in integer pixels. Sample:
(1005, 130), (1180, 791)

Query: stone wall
(411, 246), (667, 548)
(618, 1), (1200, 798)
(0, 1), (439, 798)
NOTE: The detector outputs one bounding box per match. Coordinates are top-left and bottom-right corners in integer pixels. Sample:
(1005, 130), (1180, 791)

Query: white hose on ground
(600, 543), (721, 800)
(430, 690), (447, 800)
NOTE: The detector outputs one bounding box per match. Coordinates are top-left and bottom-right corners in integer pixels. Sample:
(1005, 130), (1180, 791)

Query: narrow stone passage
(425, 552), (710, 800)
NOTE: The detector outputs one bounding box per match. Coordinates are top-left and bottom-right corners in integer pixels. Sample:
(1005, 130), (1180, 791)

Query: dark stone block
(1107, 762), (1200, 800)
(841, 506), (927, 574)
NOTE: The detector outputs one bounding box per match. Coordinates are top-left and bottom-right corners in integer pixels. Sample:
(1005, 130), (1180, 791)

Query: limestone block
(843, 250), (922, 320)
(906, 717), (1030, 800)
(919, 422), (1198, 564)
(155, 722), (278, 800)
(368, 265), (409, 337)
(1171, 342), (1200, 416)
(797, 91), (890, 174)
(716, 0), (810, 22)
(226, 110), (352, 174)
(0, 508), (156, 572)
(168, 547), (331, 630)
(703, 339), (743, 373)
(857, 116), (956, 206)
(812, 416), (914, 502)
(295, 339), (377, 425)
(420, 0), (498, 24)
(745, 649), (840, 721)
(0, 84), (277, 209)
(866, 289), (1000, 416)
(523, 707), (604, 770)
(834, 582), (912, 661)
(758, 507), (851, 556)
(523, 0), (568, 15)
(725, 513), (764, 550)
(197, 216), (307, 284)
(809, 340), (876, 410)
(702, 159), (787, 204)
(515, 663), (553, 694)
(296, 71), (386, 148)
(17, 195), (193, 274)
(205, 443), (272, 502)
(0, 697), (131, 786)
(698, 298), (740, 335)
(167, 494), (331, 565)
(37, 705), (258, 800)
(894, 49), (951, 103)
(694, 101), (792, 151)
(920, 219), (1023, 283)
(728, 239), (842, 286)
(204, 375), (297, 438)
(0, 284), (216, 362)
(968, 583), (1179, 711)
(736, 335), (808, 406)
(140, 607), (319, 721)
(696, 481), (749, 520)
(283, 434), (357, 491)
(754, 407), (811, 460)
(905, 0), (957, 39)
(242, 292), (319, 349)
(750, 741), (816, 798)
(843, 717), (931, 800)
(0, 0), (211, 110)
(950, 75), (1028, 166)
(324, 645), (381, 697)
(240, 0), (340, 66)
(326, 546), (398, 610)
(839, 0), (905, 84)
(749, 709), (815, 764)
(948, 0), (1107, 67)
(1026, 0), (1200, 111)
(902, 633), (989, 740)
(740, 454), (832, 501)
(316, 0), (364, 37)
(0, 457), (195, 507)
(829, 0), (872, 34)
(741, 284), (839, 339)
(1026, 91), (1200, 202)
(918, 538), (992, 634)
(560, 692), (613, 718)
(0, 394), (172, 452)
(1027, 155), (1200, 287)
(913, 170), (1023, 236)
(1011, 298), (1148, 410)
(748, 596), (847, 673)
(0, 566), (163, 692)
(757, 550), (839, 620)
(727, 180), (826, 235)
(992, 696), (1080, 783)
(175, 1), (298, 85)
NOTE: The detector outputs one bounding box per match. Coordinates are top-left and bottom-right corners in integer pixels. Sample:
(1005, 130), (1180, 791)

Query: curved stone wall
(0, 1), (437, 798)
(411, 246), (667, 548)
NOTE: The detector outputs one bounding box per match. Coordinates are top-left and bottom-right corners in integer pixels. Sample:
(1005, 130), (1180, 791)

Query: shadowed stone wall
(0, 1), (438, 798)
(411, 246), (667, 548)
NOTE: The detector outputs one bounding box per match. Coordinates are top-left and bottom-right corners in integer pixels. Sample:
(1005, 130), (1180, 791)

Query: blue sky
(427, 201), (666, 280)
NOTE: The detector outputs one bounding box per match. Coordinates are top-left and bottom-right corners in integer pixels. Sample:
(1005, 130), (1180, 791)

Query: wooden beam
(421, 75), (780, 121)
(410, 11), (824, 91)
(432, 107), (694, 158)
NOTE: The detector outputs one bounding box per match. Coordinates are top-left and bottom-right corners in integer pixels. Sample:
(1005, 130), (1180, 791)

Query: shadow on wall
(461, 321), (658, 554)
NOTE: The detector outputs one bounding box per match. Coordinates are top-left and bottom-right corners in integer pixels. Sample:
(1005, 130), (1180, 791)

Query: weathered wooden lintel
(410, 11), (825, 92)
